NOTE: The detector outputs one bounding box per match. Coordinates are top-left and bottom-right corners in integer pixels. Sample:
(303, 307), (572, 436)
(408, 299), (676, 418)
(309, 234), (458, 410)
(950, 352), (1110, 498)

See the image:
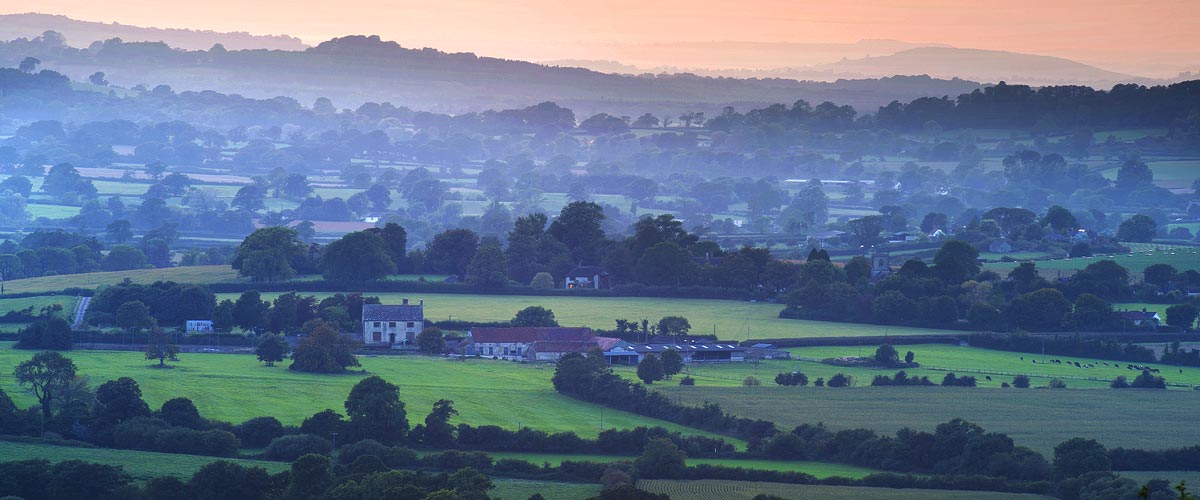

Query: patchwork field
(667, 386), (1200, 456)
(218, 291), (955, 340)
(0, 343), (733, 443)
(636, 480), (1055, 500)
(0, 295), (79, 317)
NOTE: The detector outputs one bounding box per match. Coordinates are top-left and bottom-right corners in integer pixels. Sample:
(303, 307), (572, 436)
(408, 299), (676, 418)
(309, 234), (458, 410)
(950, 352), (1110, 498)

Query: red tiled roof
(469, 327), (593, 343)
(532, 336), (622, 354)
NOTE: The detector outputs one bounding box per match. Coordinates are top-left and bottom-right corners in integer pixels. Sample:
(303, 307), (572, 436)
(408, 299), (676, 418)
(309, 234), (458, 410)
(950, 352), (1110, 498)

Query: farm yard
(667, 386), (1200, 456)
(0, 342), (734, 443)
(636, 480), (1056, 500)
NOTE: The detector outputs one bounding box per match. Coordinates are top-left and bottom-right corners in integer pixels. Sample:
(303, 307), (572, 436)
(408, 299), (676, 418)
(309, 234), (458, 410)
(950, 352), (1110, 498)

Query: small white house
(186, 320), (213, 332)
(362, 300), (424, 348)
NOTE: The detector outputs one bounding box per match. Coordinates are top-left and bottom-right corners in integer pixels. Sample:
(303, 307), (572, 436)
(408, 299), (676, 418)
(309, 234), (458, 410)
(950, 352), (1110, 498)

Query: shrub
(263, 434), (333, 461)
(742, 376), (761, 387)
(235, 416), (285, 448)
(679, 376), (695, 386)
(774, 372), (808, 386)
(1110, 376), (1130, 389)
(1130, 370), (1166, 389)
(827, 373), (853, 387)
(154, 428), (239, 457)
(1012, 375), (1031, 388)
(1048, 378), (1068, 389)
(336, 439), (390, 464)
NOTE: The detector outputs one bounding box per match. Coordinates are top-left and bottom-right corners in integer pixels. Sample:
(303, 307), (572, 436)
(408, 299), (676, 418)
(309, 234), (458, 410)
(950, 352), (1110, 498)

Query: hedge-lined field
(0, 440), (287, 480)
(481, 452), (878, 479)
(217, 291), (951, 340)
(0, 440), (599, 500)
(0, 343), (732, 443)
(636, 480), (1055, 500)
(666, 386), (1200, 456)
(0, 266), (241, 294)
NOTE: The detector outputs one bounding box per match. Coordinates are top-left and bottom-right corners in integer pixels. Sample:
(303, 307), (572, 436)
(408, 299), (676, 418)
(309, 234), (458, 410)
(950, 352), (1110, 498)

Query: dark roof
(605, 343), (746, 354)
(470, 327), (593, 343)
(567, 266), (607, 277)
(363, 303), (424, 321)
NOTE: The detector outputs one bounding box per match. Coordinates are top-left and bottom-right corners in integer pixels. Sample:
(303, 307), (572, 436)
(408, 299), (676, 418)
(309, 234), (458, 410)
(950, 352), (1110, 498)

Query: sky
(2, 0), (1197, 73)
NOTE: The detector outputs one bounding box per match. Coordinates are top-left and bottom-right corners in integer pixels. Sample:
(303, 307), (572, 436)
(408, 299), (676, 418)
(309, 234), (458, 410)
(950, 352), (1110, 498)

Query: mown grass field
(218, 291), (953, 340)
(0, 343), (733, 443)
(482, 452), (878, 479)
(784, 344), (1200, 388)
(0, 265), (241, 294)
(0, 295), (79, 317)
(612, 344), (1200, 391)
(983, 245), (1200, 274)
(636, 479), (1055, 500)
(666, 386), (1200, 456)
(0, 440), (288, 480)
(0, 440), (599, 499)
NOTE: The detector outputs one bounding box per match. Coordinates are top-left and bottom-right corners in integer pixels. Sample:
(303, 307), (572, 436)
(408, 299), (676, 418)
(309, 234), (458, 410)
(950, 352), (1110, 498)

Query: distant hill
(0, 12), (307, 51)
(0, 34), (984, 117)
(816, 47), (1148, 87)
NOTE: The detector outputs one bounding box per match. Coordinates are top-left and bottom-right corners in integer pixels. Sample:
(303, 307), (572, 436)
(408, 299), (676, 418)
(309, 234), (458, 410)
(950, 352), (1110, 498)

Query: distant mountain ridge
(0, 12), (307, 51)
(816, 47), (1148, 86)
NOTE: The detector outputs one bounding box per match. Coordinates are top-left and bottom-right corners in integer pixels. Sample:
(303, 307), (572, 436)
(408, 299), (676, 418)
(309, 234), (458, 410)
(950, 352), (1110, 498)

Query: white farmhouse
(362, 300), (424, 348)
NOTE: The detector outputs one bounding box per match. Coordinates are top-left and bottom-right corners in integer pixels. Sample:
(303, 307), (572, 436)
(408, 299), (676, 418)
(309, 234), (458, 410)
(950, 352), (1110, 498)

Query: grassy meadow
(0, 343), (733, 443)
(218, 291), (955, 340)
(636, 480), (1055, 500)
(0, 265), (241, 295)
(666, 386), (1200, 456)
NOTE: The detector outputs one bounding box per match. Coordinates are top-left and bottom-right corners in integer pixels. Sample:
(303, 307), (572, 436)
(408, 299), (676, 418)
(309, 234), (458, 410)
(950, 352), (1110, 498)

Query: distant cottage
(565, 265), (609, 289)
(362, 300), (424, 348)
(186, 320), (213, 332)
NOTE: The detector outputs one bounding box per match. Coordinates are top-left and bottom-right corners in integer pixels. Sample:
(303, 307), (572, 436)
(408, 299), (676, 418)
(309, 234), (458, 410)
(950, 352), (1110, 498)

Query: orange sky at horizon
(2, 0), (1196, 71)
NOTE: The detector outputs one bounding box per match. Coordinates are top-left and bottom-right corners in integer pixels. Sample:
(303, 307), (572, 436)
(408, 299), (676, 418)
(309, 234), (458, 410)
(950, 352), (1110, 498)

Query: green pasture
(0, 295), (79, 318)
(983, 246), (1200, 274)
(0, 344), (734, 443)
(666, 386), (1200, 456)
(0, 440), (287, 480)
(783, 344), (1200, 388)
(26, 203), (81, 219)
(482, 452), (877, 479)
(636, 480), (1054, 500)
(0, 265), (241, 294)
(215, 291), (954, 340)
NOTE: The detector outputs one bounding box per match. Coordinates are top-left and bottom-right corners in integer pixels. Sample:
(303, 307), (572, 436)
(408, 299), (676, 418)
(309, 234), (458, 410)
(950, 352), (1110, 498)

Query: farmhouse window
(407, 322), (414, 327)
(374, 322), (381, 327)
(373, 332), (381, 342)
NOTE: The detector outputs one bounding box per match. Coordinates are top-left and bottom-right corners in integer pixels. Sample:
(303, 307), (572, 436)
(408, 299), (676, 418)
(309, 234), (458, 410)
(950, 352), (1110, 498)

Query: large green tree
(465, 238), (508, 290)
(322, 231), (396, 281)
(425, 228), (479, 276)
(13, 351), (78, 425)
(345, 375), (408, 445)
(548, 201), (606, 264)
(232, 226), (308, 281)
